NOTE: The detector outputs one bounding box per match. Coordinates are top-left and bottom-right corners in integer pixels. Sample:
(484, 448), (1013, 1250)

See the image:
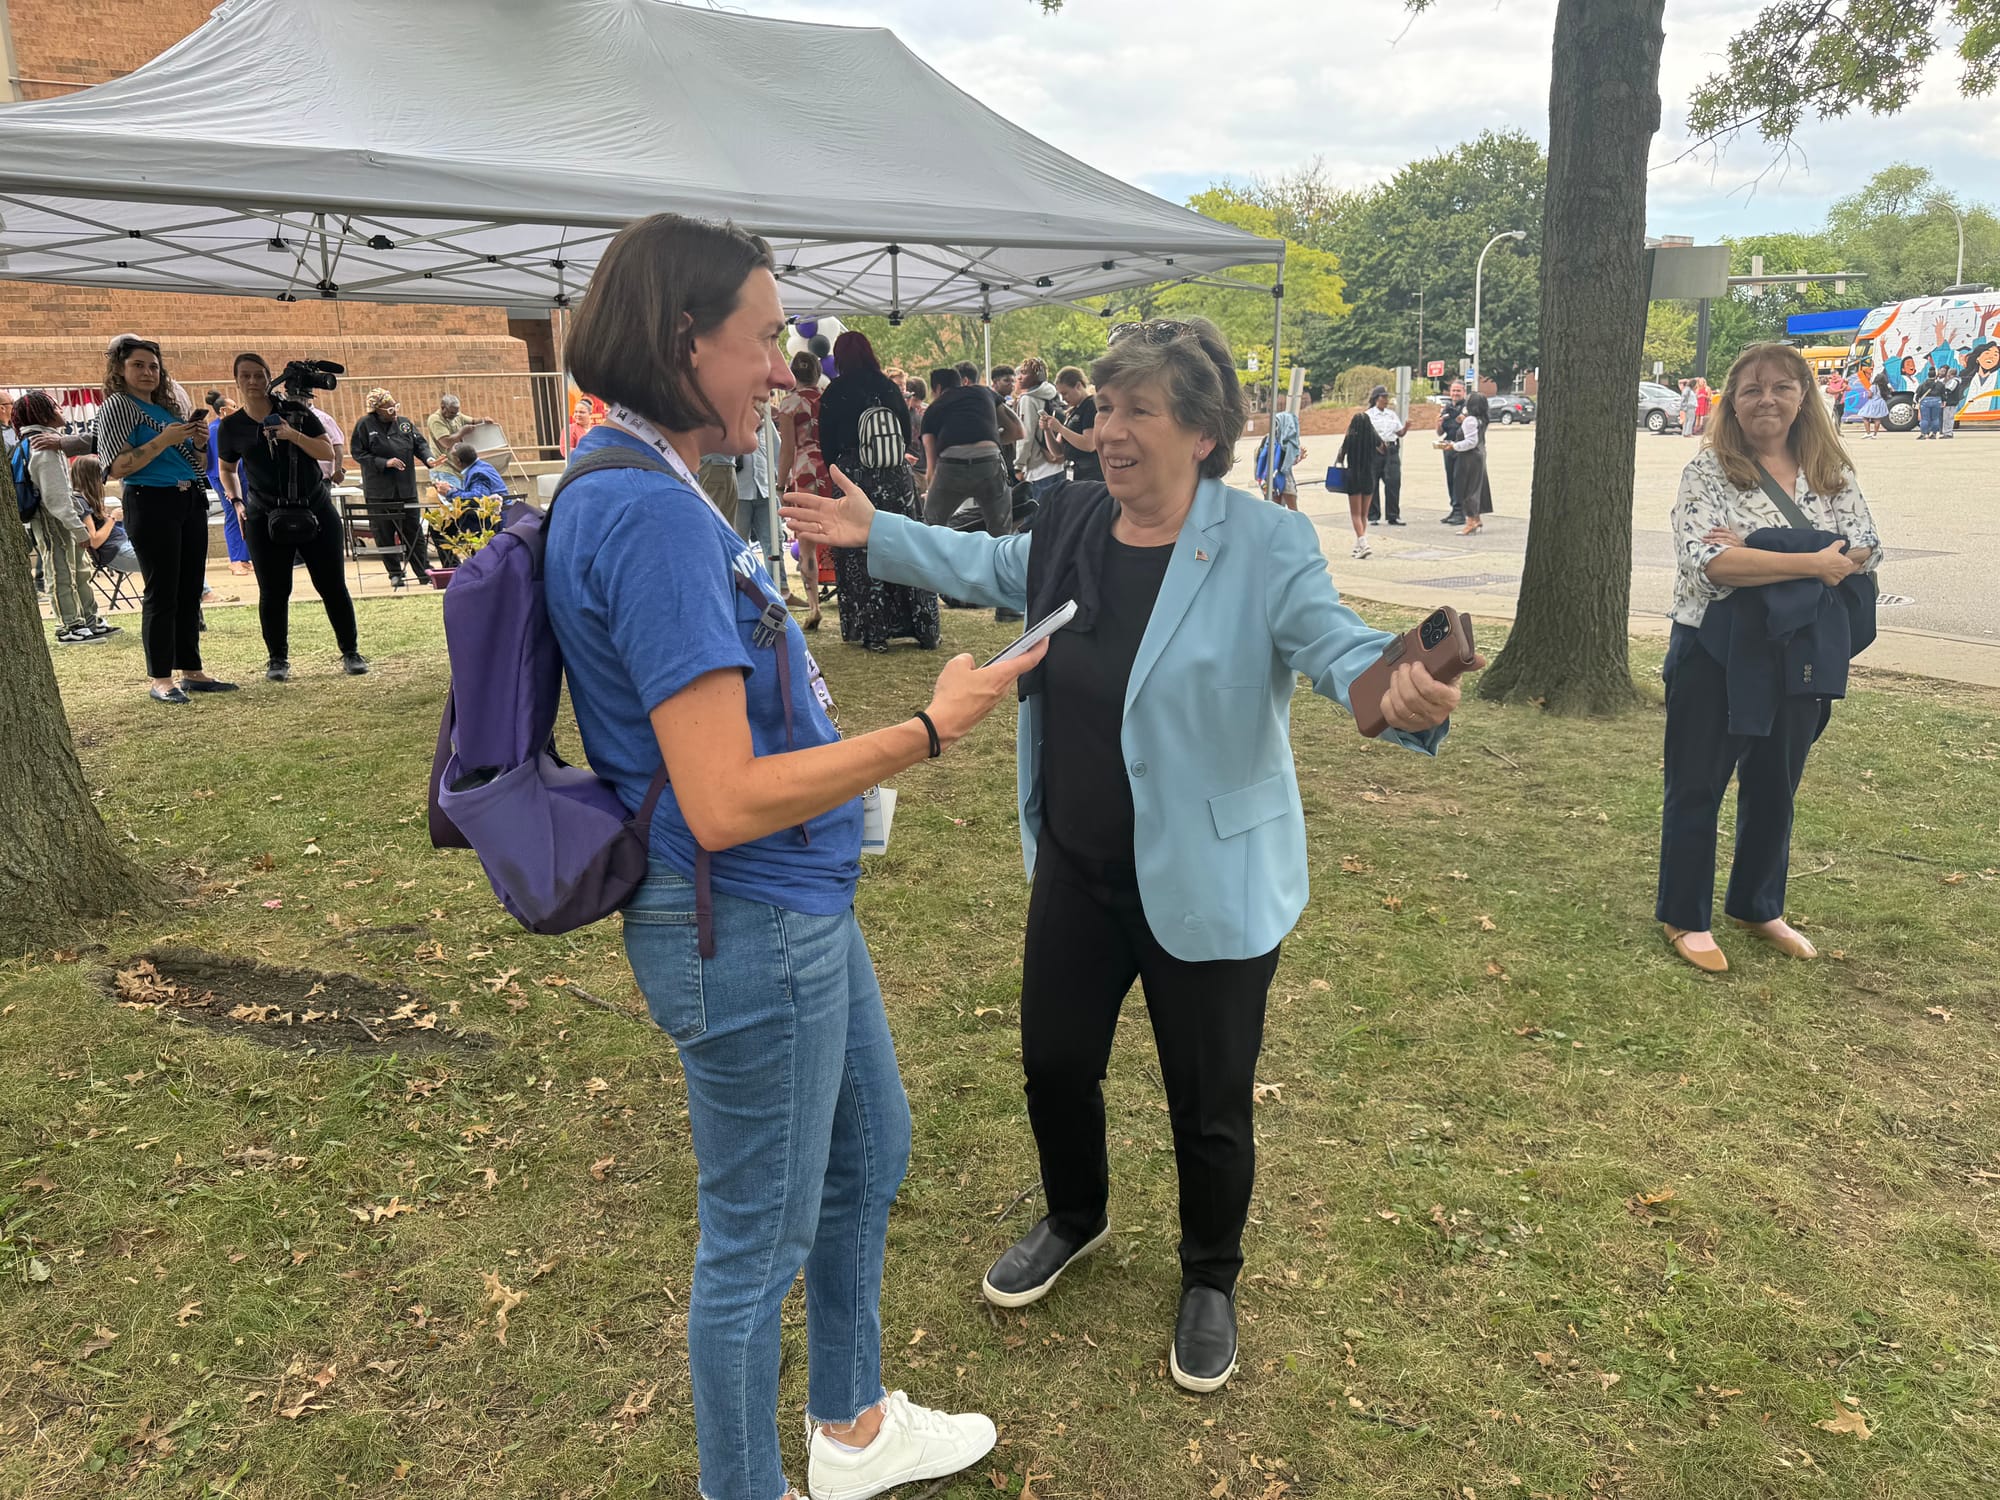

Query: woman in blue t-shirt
(97, 334), (234, 704)
(546, 213), (1040, 1500)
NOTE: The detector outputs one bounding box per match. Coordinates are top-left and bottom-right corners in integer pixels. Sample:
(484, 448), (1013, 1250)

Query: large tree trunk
(1478, 0), (1664, 714)
(0, 461), (164, 954)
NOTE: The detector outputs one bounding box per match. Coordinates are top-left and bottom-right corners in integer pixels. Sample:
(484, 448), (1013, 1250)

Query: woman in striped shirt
(97, 335), (235, 703)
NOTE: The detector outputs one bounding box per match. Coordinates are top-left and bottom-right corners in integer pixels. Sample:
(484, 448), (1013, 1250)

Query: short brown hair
(1054, 366), (1087, 391)
(1091, 316), (1244, 481)
(565, 213), (775, 433)
(1708, 341), (1853, 497)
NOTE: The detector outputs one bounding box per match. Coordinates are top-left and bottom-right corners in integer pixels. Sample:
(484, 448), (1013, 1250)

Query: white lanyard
(602, 403), (712, 508)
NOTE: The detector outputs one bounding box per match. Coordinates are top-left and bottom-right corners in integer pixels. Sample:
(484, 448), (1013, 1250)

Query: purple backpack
(427, 447), (674, 934)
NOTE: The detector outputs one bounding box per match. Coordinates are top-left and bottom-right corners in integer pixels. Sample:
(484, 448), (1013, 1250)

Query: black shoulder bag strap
(1752, 463), (1818, 531)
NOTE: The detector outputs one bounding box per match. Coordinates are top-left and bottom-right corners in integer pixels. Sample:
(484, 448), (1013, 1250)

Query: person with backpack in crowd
(96, 335), (233, 703)
(214, 351), (368, 682)
(1013, 356), (1066, 503)
(14, 389), (110, 643)
(541, 210), (1020, 1500)
(819, 330), (940, 652)
(71, 454), (142, 580)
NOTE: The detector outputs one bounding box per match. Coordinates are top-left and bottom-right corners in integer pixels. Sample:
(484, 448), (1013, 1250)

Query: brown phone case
(1353, 608), (1477, 738)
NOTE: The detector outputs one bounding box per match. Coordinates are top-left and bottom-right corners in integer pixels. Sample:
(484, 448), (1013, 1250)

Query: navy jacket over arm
(1695, 526), (1878, 736)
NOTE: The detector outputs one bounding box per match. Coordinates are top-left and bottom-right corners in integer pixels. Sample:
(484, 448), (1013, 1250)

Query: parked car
(1487, 392), (1536, 425)
(1638, 381), (1684, 433)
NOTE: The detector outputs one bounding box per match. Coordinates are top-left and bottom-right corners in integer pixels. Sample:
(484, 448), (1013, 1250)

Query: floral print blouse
(1669, 447), (1883, 627)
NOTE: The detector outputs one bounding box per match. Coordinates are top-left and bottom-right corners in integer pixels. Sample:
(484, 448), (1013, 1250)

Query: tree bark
(1478, 0), (1664, 714)
(0, 458), (165, 954)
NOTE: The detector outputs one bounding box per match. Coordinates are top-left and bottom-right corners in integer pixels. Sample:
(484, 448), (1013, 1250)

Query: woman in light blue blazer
(784, 317), (1474, 1394)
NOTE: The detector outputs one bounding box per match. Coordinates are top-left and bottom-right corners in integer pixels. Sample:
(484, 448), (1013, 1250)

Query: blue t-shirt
(102, 395), (201, 487)
(545, 426), (861, 914)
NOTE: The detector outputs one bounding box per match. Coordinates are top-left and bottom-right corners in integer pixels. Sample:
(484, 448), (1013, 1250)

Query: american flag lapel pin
(1195, 548), (1210, 562)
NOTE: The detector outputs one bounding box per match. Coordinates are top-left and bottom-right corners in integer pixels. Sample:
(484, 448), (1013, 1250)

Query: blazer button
(1131, 761), (1148, 777)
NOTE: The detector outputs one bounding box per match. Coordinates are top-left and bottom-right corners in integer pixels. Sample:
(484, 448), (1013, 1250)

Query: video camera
(273, 357), (343, 405)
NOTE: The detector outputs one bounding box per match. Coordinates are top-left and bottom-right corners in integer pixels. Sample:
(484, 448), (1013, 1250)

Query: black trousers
(1442, 449), (1461, 515)
(1368, 443), (1402, 522)
(364, 496), (429, 581)
(1656, 625), (1830, 932)
(121, 483), (207, 677)
(1020, 835), (1280, 1293)
(242, 491), (359, 661)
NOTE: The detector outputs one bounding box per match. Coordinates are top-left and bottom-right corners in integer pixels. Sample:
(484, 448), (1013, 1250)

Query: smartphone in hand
(983, 599), (1078, 667)
(1352, 608), (1477, 738)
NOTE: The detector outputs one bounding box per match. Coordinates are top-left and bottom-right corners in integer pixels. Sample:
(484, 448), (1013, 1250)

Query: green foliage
(1296, 131), (1547, 386)
(1642, 302), (1695, 377)
(1688, 0), (1996, 145)
(1824, 165), (2000, 301)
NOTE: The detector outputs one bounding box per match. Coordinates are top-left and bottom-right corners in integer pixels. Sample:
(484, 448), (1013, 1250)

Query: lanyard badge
(751, 599), (788, 650)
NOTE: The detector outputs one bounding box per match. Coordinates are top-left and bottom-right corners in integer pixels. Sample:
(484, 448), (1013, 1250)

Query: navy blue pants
(1656, 624), (1830, 933)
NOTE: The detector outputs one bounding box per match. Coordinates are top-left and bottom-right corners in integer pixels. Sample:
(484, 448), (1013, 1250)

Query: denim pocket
(622, 907), (707, 1043)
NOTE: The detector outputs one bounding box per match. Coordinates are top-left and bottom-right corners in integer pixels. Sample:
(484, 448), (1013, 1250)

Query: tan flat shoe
(1663, 924), (1728, 974)
(1458, 521), (1482, 535)
(1727, 917), (1817, 960)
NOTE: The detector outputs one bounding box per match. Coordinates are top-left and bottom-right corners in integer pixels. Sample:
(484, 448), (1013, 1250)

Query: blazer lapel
(1124, 477), (1230, 714)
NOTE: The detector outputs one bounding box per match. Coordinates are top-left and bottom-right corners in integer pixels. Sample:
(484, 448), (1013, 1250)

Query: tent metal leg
(556, 306), (572, 460)
(983, 318), (992, 383)
(1266, 249), (1285, 503)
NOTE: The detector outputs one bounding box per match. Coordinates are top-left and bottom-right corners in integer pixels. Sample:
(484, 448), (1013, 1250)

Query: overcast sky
(746, 0), (1997, 247)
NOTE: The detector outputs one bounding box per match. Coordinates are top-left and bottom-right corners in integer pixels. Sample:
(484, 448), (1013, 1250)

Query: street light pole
(1930, 196), (1965, 286)
(1472, 229), (1526, 392)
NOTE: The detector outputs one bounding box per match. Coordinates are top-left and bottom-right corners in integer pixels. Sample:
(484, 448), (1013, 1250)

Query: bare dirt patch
(98, 946), (490, 1053)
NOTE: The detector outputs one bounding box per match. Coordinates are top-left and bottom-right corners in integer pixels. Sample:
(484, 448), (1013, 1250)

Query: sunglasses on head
(113, 338), (161, 358)
(1108, 319), (1193, 347)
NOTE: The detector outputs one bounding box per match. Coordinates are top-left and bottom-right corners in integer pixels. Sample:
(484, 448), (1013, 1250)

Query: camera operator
(351, 387), (435, 587)
(214, 352), (369, 682)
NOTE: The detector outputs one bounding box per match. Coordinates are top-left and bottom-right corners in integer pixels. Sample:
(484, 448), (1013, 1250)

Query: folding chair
(92, 562), (139, 614)
(337, 489), (419, 591)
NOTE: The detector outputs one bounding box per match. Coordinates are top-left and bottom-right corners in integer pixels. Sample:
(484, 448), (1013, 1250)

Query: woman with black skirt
(96, 334), (234, 704)
(1442, 392), (1493, 534)
(815, 331), (940, 652)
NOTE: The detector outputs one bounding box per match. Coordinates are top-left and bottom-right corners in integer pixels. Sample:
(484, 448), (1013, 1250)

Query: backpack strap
(547, 444), (678, 507)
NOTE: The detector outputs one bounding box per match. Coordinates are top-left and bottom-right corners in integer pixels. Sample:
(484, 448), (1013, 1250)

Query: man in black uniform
(1437, 380), (1467, 526)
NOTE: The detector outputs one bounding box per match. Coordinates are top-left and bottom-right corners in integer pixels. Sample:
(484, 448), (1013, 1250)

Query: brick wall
(0, 0), (529, 408)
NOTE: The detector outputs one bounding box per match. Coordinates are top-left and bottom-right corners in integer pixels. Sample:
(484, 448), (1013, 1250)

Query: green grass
(3, 593), (1998, 1499)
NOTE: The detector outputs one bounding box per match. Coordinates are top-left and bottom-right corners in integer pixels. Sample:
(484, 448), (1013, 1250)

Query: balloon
(808, 335), (831, 357)
(821, 355), (838, 377)
(785, 315), (846, 360)
(795, 319), (818, 340)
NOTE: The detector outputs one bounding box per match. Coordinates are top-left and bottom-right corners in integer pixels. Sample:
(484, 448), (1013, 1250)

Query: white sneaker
(807, 1390), (997, 1500)
(1352, 538), (1372, 559)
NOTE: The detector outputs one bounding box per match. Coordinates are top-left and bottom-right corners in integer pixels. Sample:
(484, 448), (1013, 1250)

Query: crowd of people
(14, 337), (524, 698)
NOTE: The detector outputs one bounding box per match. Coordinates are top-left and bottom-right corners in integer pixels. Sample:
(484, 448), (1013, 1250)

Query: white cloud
(750, 0), (2000, 246)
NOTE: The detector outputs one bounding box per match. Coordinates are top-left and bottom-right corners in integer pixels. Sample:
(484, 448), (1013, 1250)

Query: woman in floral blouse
(1658, 342), (1881, 974)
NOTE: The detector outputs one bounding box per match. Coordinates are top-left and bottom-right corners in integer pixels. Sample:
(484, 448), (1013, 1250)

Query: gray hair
(1090, 316), (1244, 481)
(439, 393), (461, 410)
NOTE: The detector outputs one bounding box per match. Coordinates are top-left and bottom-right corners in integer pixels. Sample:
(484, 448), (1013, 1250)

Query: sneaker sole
(979, 1224), (1111, 1309)
(808, 1431), (999, 1500)
(1169, 1343), (1238, 1394)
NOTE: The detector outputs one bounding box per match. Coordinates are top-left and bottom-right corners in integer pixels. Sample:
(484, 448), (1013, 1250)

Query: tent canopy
(0, 0), (1281, 318)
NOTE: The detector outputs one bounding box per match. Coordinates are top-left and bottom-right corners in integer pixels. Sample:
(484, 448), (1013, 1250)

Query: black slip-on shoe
(180, 678), (238, 693)
(980, 1217), (1110, 1309)
(1170, 1286), (1238, 1393)
(266, 659), (292, 682)
(1439, 512), (1466, 525)
(341, 653), (371, 675)
(150, 685), (191, 705)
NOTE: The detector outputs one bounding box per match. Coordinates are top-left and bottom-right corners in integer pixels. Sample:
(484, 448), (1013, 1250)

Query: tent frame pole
(556, 305), (572, 460)
(1265, 249), (1285, 503)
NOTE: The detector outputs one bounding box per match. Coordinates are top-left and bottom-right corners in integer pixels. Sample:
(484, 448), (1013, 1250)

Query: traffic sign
(1426, 360), (1446, 378)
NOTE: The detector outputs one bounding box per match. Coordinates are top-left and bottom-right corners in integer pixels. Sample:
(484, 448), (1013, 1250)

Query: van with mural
(1845, 290), (2000, 432)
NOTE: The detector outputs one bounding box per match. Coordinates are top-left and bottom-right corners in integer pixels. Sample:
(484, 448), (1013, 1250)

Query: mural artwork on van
(1847, 294), (2000, 427)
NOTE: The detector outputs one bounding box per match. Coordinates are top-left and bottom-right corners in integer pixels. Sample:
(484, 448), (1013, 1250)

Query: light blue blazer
(867, 478), (1445, 962)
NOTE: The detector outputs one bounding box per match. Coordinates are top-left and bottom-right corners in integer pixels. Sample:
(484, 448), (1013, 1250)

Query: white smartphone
(983, 599), (1078, 667)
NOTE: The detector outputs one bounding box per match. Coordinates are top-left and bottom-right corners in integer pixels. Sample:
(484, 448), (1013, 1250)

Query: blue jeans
(622, 863), (910, 1500)
(1919, 395), (1944, 435)
(735, 493), (786, 587)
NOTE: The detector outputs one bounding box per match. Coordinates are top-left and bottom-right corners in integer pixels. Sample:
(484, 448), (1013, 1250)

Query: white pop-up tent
(0, 0), (1283, 329)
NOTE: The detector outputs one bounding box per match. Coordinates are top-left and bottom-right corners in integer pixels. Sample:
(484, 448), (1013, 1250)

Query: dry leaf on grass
(1816, 1407), (1872, 1440)
(589, 1156), (616, 1181)
(349, 1196), (417, 1225)
(174, 1301), (203, 1326)
(75, 1326), (119, 1360)
(20, 1173), (58, 1193)
(1478, 915), (1498, 931)
(583, 1077), (610, 1095)
(1597, 1371), (1621, 1390)
(481, 1271), (525, 1345)
(1381, 895), (1403, 913)
(616, 1381), (659, 1427)
(486, 967), (523, 993)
